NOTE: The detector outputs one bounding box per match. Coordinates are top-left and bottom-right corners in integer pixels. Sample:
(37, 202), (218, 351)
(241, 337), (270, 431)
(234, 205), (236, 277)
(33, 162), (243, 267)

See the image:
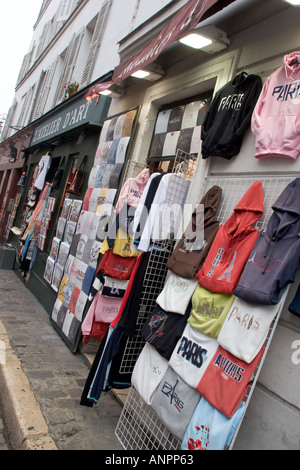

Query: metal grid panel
(119, 241), (174, 374)
(119, 149), (196, 374)
(115, 387), (181, 450)
(200, 175), (295, 230)
(116, 174), (295, 450)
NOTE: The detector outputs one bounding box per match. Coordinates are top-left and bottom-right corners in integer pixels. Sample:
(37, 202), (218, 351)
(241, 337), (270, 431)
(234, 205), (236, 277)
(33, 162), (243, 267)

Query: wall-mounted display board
(147, 94), (211, 162)
(50, 108), (139, 352)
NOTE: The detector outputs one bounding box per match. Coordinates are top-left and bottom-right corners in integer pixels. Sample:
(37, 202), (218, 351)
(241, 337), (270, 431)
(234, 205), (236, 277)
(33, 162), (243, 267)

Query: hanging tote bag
(68, 155), (87, 195)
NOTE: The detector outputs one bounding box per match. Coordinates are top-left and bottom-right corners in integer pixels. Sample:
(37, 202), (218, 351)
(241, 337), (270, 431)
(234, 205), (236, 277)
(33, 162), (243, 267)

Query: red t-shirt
(197, 345), (265, 418)
(98, 249), (137, 280)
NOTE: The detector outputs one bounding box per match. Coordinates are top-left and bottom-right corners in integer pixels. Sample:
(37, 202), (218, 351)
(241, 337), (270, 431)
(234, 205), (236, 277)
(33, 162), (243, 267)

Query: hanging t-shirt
(197, 345), (265, 418)
(34, 154), (52, 190)
(217, 297), (280, 363)
(181, 397), (245, 451)
(138, 173), (190, 252)
(132, 173), (163, 247)
(141, 303), (190, 360)
(169, 323), (219, 389)
(100, 229), (140, 258)
(188, 285), (235, 338)
(98, 249), (138, 280)
(131, 343), (169, 405)
(151, 367), (201, 440)
(156, 271), (197, 315)
(81, 291), (123, 336)
(102, 276), (129, 298)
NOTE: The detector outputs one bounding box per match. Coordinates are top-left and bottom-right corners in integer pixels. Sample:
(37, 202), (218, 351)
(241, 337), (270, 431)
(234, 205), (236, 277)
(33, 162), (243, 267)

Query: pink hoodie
(251, 51), (300, 159)
(115, 168), (150, 212)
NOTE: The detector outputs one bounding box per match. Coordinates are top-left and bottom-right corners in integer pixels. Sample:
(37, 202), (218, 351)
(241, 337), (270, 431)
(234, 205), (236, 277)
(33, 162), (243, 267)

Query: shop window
(45, 154), (80, 252)
(147, 92), (212, 172)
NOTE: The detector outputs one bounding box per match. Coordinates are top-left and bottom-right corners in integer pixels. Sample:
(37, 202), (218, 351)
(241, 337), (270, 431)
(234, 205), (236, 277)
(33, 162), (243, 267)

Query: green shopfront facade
(9, 89), (111, 317)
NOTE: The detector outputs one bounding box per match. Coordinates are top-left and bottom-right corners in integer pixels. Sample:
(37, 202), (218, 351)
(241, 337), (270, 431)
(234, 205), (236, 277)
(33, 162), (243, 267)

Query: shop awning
(84, 0), (236, 101)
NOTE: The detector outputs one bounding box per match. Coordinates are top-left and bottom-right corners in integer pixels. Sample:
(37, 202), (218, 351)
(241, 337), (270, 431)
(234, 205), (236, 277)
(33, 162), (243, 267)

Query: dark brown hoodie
(166, 185), (222, 279)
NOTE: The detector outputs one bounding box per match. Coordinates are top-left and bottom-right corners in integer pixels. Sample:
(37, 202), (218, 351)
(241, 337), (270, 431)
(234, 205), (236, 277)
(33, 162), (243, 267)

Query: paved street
(0, 268), (123, 450)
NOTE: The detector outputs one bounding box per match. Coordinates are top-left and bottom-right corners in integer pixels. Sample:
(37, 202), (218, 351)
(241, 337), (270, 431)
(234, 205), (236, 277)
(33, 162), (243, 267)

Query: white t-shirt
(217, 297), (280, 363)
(131, 343), (168, 405)
(169, 323), (219, 389)
(34, 154), (51, 190)
(156, 271), (197, 314)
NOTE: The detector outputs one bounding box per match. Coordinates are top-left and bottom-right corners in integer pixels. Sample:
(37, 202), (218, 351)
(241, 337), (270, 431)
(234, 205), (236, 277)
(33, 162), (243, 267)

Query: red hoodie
(196, 181), (264, 294)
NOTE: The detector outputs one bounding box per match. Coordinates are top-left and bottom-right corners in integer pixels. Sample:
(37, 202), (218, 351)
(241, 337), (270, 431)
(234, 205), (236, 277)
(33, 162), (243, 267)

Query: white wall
(10, 0), (175, 133)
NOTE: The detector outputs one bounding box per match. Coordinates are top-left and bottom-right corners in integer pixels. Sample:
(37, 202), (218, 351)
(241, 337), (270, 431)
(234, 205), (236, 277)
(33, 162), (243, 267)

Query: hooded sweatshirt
(196, 181), (264, 294)
(201, 72), (262, 159)
(251, 51), (300, 159)
(114, 167), (150, 212)
(234, 178), (300, 305)
(166, 185), (222, 279)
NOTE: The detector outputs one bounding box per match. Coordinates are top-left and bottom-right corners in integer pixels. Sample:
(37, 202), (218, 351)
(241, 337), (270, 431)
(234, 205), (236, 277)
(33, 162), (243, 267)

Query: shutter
(35, 20), (52, 59)
(57, 0), (74, 22)
(1, 101), (17, 141)
(32, 60), (58, 120)
(29, 71), (45, 122)
(16, 52), (31, 85)
(16, 86), (34, 127)
(53, 29), (84, 105)
(80, 1), (111, 87)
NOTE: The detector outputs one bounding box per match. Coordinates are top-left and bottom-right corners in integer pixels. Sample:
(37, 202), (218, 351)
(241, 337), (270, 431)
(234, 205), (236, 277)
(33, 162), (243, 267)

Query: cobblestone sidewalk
(0, 399), (10, 450)
(0, 269), (123, 450)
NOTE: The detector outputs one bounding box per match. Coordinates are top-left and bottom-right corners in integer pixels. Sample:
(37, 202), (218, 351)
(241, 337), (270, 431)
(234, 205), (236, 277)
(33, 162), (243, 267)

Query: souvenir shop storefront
(8, 0), (300, 451)
(74, 2), (299, 451)
(0, 130), (32, 247)
(8, 86), (111, 320)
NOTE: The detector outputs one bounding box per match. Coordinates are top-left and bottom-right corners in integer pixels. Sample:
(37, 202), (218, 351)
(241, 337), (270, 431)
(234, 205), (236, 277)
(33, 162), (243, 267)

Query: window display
(148, 95), (211, 162)
(50, 108), (139, 350)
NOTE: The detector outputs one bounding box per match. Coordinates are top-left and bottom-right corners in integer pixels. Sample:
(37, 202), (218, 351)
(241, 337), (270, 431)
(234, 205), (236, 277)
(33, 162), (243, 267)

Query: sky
(0, 0), (43, 119)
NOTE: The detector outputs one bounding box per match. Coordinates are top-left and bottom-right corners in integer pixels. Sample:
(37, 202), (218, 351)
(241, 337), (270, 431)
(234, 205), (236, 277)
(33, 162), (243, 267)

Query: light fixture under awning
(282, 0), (300, 5)
(179, 24), (230, 52)
(84, 0), (237, 101)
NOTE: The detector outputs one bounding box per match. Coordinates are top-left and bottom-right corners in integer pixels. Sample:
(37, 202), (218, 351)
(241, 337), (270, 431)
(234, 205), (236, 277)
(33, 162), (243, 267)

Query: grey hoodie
(234, 178), (300, 305)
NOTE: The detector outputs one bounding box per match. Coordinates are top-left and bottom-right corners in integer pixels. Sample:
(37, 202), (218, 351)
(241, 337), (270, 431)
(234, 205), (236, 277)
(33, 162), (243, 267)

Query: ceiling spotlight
(179, 33), (212, 49)
(131, 70), (151, 79)
(99, 86), (124, 98)
(99, 89), (112, 95)
(179, 25), (230, 54)
(130, 63), (164, 81)
(282, 0), (300, 5)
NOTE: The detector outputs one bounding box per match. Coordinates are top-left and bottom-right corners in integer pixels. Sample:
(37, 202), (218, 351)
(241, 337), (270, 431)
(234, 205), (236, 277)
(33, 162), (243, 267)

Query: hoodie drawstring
(262, 237), (278, 274)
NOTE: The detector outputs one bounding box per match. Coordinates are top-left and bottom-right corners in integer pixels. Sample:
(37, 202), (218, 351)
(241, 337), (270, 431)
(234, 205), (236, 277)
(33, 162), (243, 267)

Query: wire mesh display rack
(119, 150), (197, 375)
(115, 170), (295, 450)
